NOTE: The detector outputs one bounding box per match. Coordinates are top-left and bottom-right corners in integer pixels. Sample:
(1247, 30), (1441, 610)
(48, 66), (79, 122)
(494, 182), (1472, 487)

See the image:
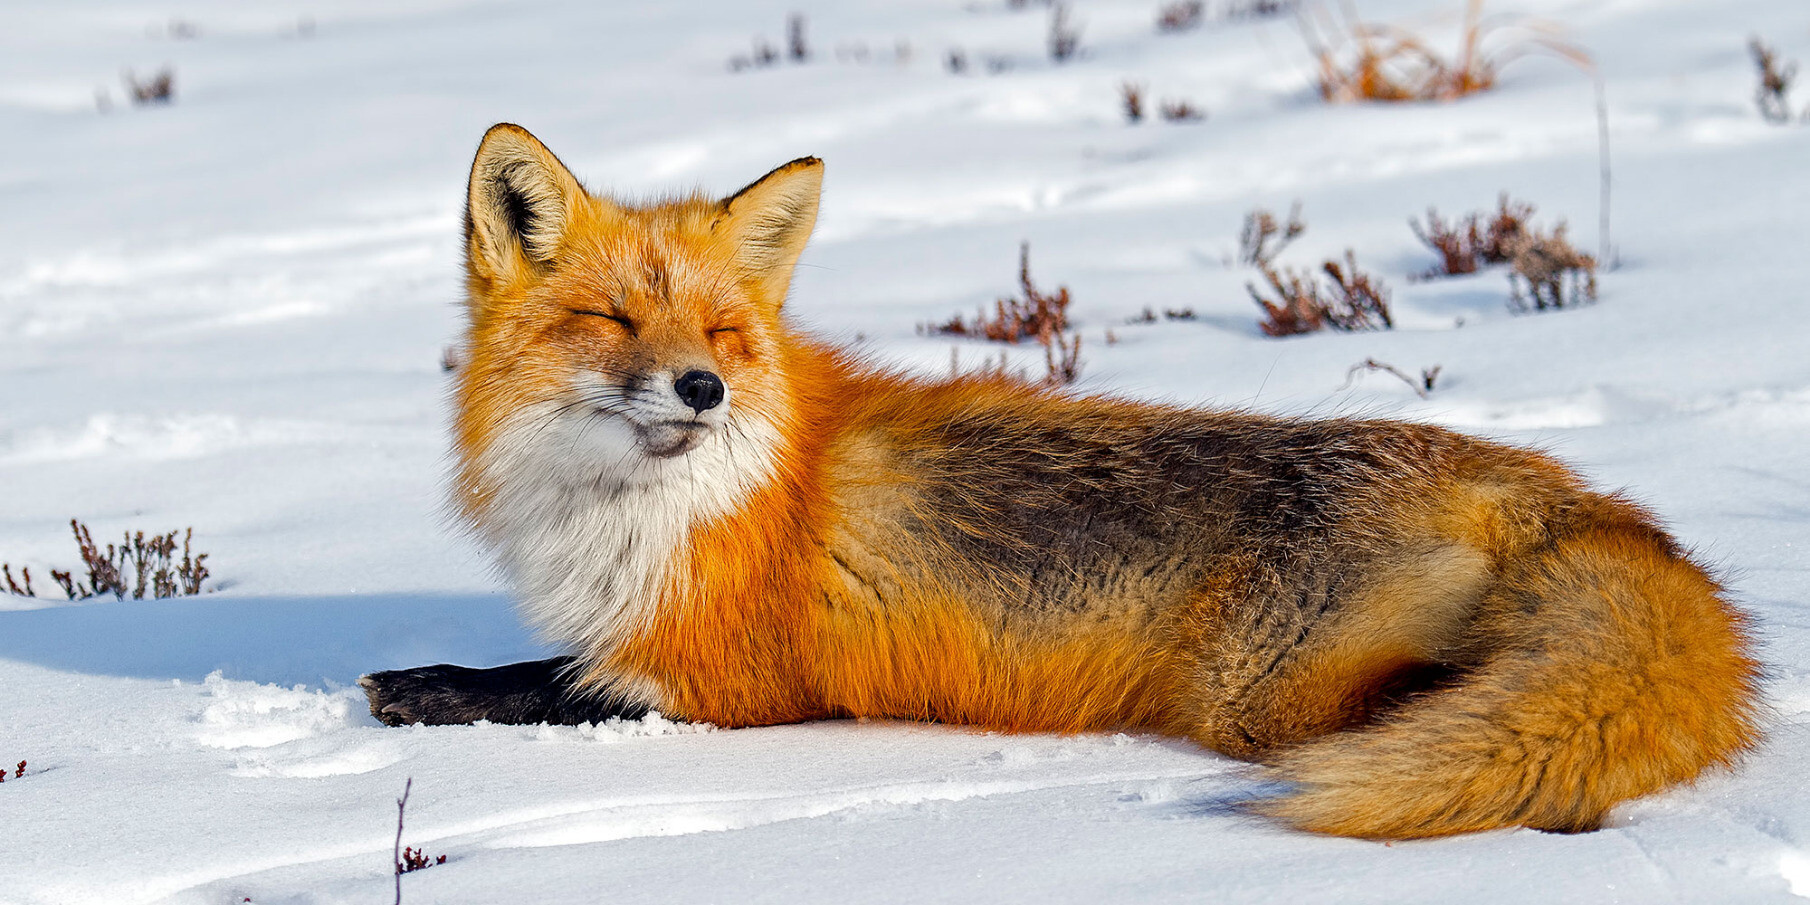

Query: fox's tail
(1261, 505), (1764, 838)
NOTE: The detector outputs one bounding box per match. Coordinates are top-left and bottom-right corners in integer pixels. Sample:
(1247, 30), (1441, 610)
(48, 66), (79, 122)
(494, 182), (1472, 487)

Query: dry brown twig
(1121, 81), (1147, 123)
(787, 13), (810, 63)
(1341, 358), (1442, 397)
(1750, 37), (1799, 124)
(1039, 324), (1083, 386)
(1157, 1), (1205, 33)
(1239, 203), (1306, 267)
(2, 564), (35, 598)
(1049, 4), (1082, 62)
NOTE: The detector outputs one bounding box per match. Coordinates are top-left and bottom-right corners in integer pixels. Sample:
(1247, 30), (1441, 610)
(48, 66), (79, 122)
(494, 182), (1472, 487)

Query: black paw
(360, 657), (646, 727)
(359, 666), (459, 726)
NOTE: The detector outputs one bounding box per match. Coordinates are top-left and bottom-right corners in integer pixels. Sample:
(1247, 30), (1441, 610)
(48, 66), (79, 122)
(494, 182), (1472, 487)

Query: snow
(2, 0), (1809, 901)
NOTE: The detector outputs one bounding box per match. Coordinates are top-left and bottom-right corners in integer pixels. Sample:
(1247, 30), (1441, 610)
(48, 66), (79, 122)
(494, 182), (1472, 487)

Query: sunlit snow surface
(3, 1), (1810, 902)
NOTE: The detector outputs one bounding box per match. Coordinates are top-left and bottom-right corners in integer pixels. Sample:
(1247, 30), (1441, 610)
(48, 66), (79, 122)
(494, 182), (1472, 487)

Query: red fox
(361, 123), (1761, 839)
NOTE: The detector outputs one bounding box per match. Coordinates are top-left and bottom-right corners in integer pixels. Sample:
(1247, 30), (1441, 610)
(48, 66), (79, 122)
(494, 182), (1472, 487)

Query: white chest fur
(473, 403), (781, 675)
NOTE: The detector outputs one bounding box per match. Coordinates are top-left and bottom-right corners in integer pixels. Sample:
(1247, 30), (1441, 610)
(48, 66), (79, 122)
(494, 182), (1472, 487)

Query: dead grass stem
(1750, 37), (1800, 124)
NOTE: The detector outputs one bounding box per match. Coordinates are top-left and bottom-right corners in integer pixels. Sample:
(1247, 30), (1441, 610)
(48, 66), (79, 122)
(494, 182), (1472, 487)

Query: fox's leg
(359, 657), (650, 727)
(1190, 543), (1492, 759)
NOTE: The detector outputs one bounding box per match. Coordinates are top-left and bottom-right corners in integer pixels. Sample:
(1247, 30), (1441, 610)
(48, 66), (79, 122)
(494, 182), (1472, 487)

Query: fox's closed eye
(570, 309), (634, 330)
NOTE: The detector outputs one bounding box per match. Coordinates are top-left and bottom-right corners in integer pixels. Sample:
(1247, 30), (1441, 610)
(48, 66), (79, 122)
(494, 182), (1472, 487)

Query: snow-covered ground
(4, 0), (1810, 901)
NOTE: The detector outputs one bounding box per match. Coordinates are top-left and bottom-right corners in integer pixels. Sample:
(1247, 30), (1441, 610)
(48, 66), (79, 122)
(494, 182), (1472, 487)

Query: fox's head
(452, 124), (821, 516)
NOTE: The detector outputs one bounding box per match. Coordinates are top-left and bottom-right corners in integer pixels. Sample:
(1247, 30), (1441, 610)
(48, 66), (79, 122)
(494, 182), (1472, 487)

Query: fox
(360, 122), (1762, 839)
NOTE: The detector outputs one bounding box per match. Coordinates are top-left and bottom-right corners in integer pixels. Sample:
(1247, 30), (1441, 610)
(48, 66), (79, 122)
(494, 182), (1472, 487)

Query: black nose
(674, 370), (725, 413)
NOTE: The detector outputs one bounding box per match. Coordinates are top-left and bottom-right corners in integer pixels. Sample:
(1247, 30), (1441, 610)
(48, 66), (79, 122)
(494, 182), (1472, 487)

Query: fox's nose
(674, 370), (725, 413)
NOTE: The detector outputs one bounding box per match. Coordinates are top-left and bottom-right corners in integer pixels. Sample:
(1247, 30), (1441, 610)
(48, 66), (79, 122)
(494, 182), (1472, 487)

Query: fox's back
(827, 375), (1562, 628)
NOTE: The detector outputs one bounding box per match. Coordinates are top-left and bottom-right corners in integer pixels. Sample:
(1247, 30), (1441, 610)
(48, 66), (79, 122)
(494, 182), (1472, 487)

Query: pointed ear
(465, 123), (586, 283)
(716, 157), (823, 307)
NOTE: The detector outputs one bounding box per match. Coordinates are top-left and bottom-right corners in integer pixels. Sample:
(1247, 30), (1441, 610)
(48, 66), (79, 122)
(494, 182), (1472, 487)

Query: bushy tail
(1261, 511), (1763, 838)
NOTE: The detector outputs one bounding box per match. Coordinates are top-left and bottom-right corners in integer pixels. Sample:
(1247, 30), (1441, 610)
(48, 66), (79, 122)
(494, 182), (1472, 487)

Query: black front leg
(359, 656), (651, 727)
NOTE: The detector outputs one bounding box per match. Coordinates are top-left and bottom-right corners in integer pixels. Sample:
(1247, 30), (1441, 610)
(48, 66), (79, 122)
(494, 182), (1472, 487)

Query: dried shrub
(1238, 202), (1306, 267)
(1222, 0), (1299, 21)
(1049, 4), (1082, 63)
(399, 847), (445, 873)
(787, 13), (810, 63)
(1159, 98), (1206, 121)
(730, 36), (781, 72)
(924, 243), (1071, 343)
(123, 68), (175, 105)
(1750, 37), (1799, 124)
(836, 40), (914, 67)
(1409, 194), (1533, 278)
(1121, 81), (1147, 124)
(1249, 251), (1393, 336)
(1506, 225), (1596, 311)
(3, 519), (210, 601)
(1157, 1), (1205, 33)
(946, 48), (970, 74)
(1300, 0), (1590, 103)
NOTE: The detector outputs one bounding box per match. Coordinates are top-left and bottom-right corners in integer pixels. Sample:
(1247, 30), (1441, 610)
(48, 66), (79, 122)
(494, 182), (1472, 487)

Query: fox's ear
(465, 124), (586, 282)
(716, 157), (823, 307)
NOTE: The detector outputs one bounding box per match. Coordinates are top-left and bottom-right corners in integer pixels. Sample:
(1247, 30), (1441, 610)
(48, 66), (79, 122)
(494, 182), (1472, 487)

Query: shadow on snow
(0, 591), (551, 687)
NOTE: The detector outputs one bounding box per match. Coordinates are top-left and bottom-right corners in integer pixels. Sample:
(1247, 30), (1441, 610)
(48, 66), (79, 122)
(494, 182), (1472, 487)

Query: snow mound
(194, 671), (361, 750)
